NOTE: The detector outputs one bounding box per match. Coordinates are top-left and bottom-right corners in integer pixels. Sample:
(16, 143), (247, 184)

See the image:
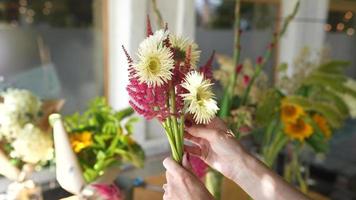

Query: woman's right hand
(184, 117), (246, 180)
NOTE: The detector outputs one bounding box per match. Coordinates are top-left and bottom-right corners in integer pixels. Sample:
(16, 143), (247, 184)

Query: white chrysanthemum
(0, 89), (42, 139)
(11, 123), (53, 164)
(170, 34), (201, 68)
(1, 88), (41, 117)
(136, 30), (174, 86)
(0, 105), (22, 139)
(181, 71), (219, 124)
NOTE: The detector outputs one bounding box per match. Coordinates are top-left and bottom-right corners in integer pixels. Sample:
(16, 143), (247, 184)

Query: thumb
(182, 153), (192, 171)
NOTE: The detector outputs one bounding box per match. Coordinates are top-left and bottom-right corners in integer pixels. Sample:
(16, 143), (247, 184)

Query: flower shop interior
(0, 0), (355, 199)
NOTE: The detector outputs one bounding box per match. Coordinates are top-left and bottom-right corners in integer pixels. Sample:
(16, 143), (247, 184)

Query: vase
(50, 114), (86, 195)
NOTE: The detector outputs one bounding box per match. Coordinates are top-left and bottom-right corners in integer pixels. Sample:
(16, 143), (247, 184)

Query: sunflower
(170, 34), (201, 68)
(70, 131), (93, 153)
(284, 119), (313, 141)
(312, 114), (332, 139)
(281, 100), (305, 123)
(181, 71), (219, 124)
(136, 30), (174, 86)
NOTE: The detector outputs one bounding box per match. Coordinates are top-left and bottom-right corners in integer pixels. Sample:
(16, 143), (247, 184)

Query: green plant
(64, 97), (145, 183)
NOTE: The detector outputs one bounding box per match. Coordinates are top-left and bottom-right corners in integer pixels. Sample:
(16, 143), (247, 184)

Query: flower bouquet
(0, 88), (63, 200)
(50, 98), (144, 200)
(124, 18), (219, 164)
(256, 48), (356, 193)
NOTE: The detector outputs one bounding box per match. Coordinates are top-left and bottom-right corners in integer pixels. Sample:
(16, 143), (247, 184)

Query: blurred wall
(0, 27), (103, 114)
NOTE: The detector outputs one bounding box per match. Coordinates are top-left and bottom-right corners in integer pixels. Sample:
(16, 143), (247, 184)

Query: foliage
(64, 97), (145, 183)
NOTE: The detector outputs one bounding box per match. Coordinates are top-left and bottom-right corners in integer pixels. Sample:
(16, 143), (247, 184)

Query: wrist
(229, 144), (250, 182)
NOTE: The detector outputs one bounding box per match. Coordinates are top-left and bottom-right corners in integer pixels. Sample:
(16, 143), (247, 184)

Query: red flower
(91, 184), (122, 200)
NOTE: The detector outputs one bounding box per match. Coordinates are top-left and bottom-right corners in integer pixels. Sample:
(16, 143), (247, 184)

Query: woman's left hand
(163, 155), (214, 200)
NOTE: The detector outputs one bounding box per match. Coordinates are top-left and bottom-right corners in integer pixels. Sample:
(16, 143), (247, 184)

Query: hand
(184, 117), (246, 180)
(162, 155), (214, 200)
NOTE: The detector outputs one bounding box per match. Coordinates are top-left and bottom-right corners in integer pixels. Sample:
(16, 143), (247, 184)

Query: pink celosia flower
(243, 75), (250, 86)
(235, 64), (243, 74)
(189, 154), (208, 179)
(199, 51), (215, 80)
(91, 184), (122, 200)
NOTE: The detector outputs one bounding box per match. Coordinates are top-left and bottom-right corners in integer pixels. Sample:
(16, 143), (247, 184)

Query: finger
(182, 153), (193, 171)
(162, 183), (168, 192)
(185, 126), (219, 141)
(184, 145), (202, 157)
(163, 157), (186, 177)
(184, 132), (204, 145)
(206, 117), (228, 130)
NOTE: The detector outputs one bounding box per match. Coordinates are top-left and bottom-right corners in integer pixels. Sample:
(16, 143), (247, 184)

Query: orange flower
(70, 131), (93, 153)
(281, 101), (305, 123)
(284, 119), (313, 141)
(313, 114), (331, 139)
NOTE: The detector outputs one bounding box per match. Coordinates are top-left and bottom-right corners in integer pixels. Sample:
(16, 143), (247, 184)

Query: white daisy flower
(170, 34), (201, 68)
(11, 123), (53, 164)
(136, 30), (174, 86)
(181, 71), (219, 124)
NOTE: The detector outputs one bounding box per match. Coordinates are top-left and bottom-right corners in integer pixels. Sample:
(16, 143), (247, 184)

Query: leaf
(310, 87), (350, 117)
(306, 131), (328, 153)
(256, 89), (283, 126)
(284, 96), (344, 128)
(125, 117), (140, 134)
(317, 60), (350, 74)
(116, 107), (134, 121)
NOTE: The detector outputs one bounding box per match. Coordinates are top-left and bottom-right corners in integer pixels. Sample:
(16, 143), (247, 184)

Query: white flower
(1, 88), (41, 117)
(170, 34), (201, 68)
(181, 71), (219, 124)
(0, 89), (42, 139)
(11, 123), (53, 164)
(135, 30), (174, 86)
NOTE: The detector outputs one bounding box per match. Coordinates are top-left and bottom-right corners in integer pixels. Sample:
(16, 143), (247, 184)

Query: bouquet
(256, 49), (356, 193)
(50, 98), (144, 200)
(124, 18), (219, 164)
(64, 97), (145, 183)
(0, 88), (62, 199)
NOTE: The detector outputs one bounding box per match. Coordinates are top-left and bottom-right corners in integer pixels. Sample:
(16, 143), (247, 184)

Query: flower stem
(240, 1), (300, 105)
(151, 0), (164, 29)
(219, 0), (241, 118)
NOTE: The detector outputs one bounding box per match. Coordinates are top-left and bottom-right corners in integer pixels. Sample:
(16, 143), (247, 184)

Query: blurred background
(0, 0), (355, 199)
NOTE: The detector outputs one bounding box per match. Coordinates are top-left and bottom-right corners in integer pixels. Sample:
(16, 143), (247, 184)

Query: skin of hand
(162, 154), (214, 200)
(184, 117), (245, 180)
(184, 117), (309, 200)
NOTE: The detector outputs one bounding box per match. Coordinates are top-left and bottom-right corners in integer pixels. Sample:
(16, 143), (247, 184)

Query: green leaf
(256, 89), (283, 126)
(125, 117), (140, 134)
(306, 131), (328, 153)
(317, 60), (350, 74)
(284, 96), (344, 128)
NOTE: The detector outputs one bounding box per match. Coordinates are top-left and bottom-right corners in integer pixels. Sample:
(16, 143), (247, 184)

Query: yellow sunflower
(312, 114), (332, 139)
(284, 119), (313, 141)
(281, 101), (305, 123)
(70, 131), (93, 153)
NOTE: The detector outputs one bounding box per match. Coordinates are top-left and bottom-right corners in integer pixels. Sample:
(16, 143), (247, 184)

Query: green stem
(293, 144), (308, 194)
(219, 0), (241, 118)
(162, 121), (180, 162)
(151, 0), (164, 29)
(241, 1), (300, 105)
(169, 86), (183, 164)
(263, 130), (287, 167)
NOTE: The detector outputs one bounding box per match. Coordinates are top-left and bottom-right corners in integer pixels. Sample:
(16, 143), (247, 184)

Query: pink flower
(123, 46), (170, 121)
(189, 154), (208, 179)
(243, 75), (250, 86)
(235, 64), (243, 74)
(199, 51), (215, 80)
(91, 184), (122, 200)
